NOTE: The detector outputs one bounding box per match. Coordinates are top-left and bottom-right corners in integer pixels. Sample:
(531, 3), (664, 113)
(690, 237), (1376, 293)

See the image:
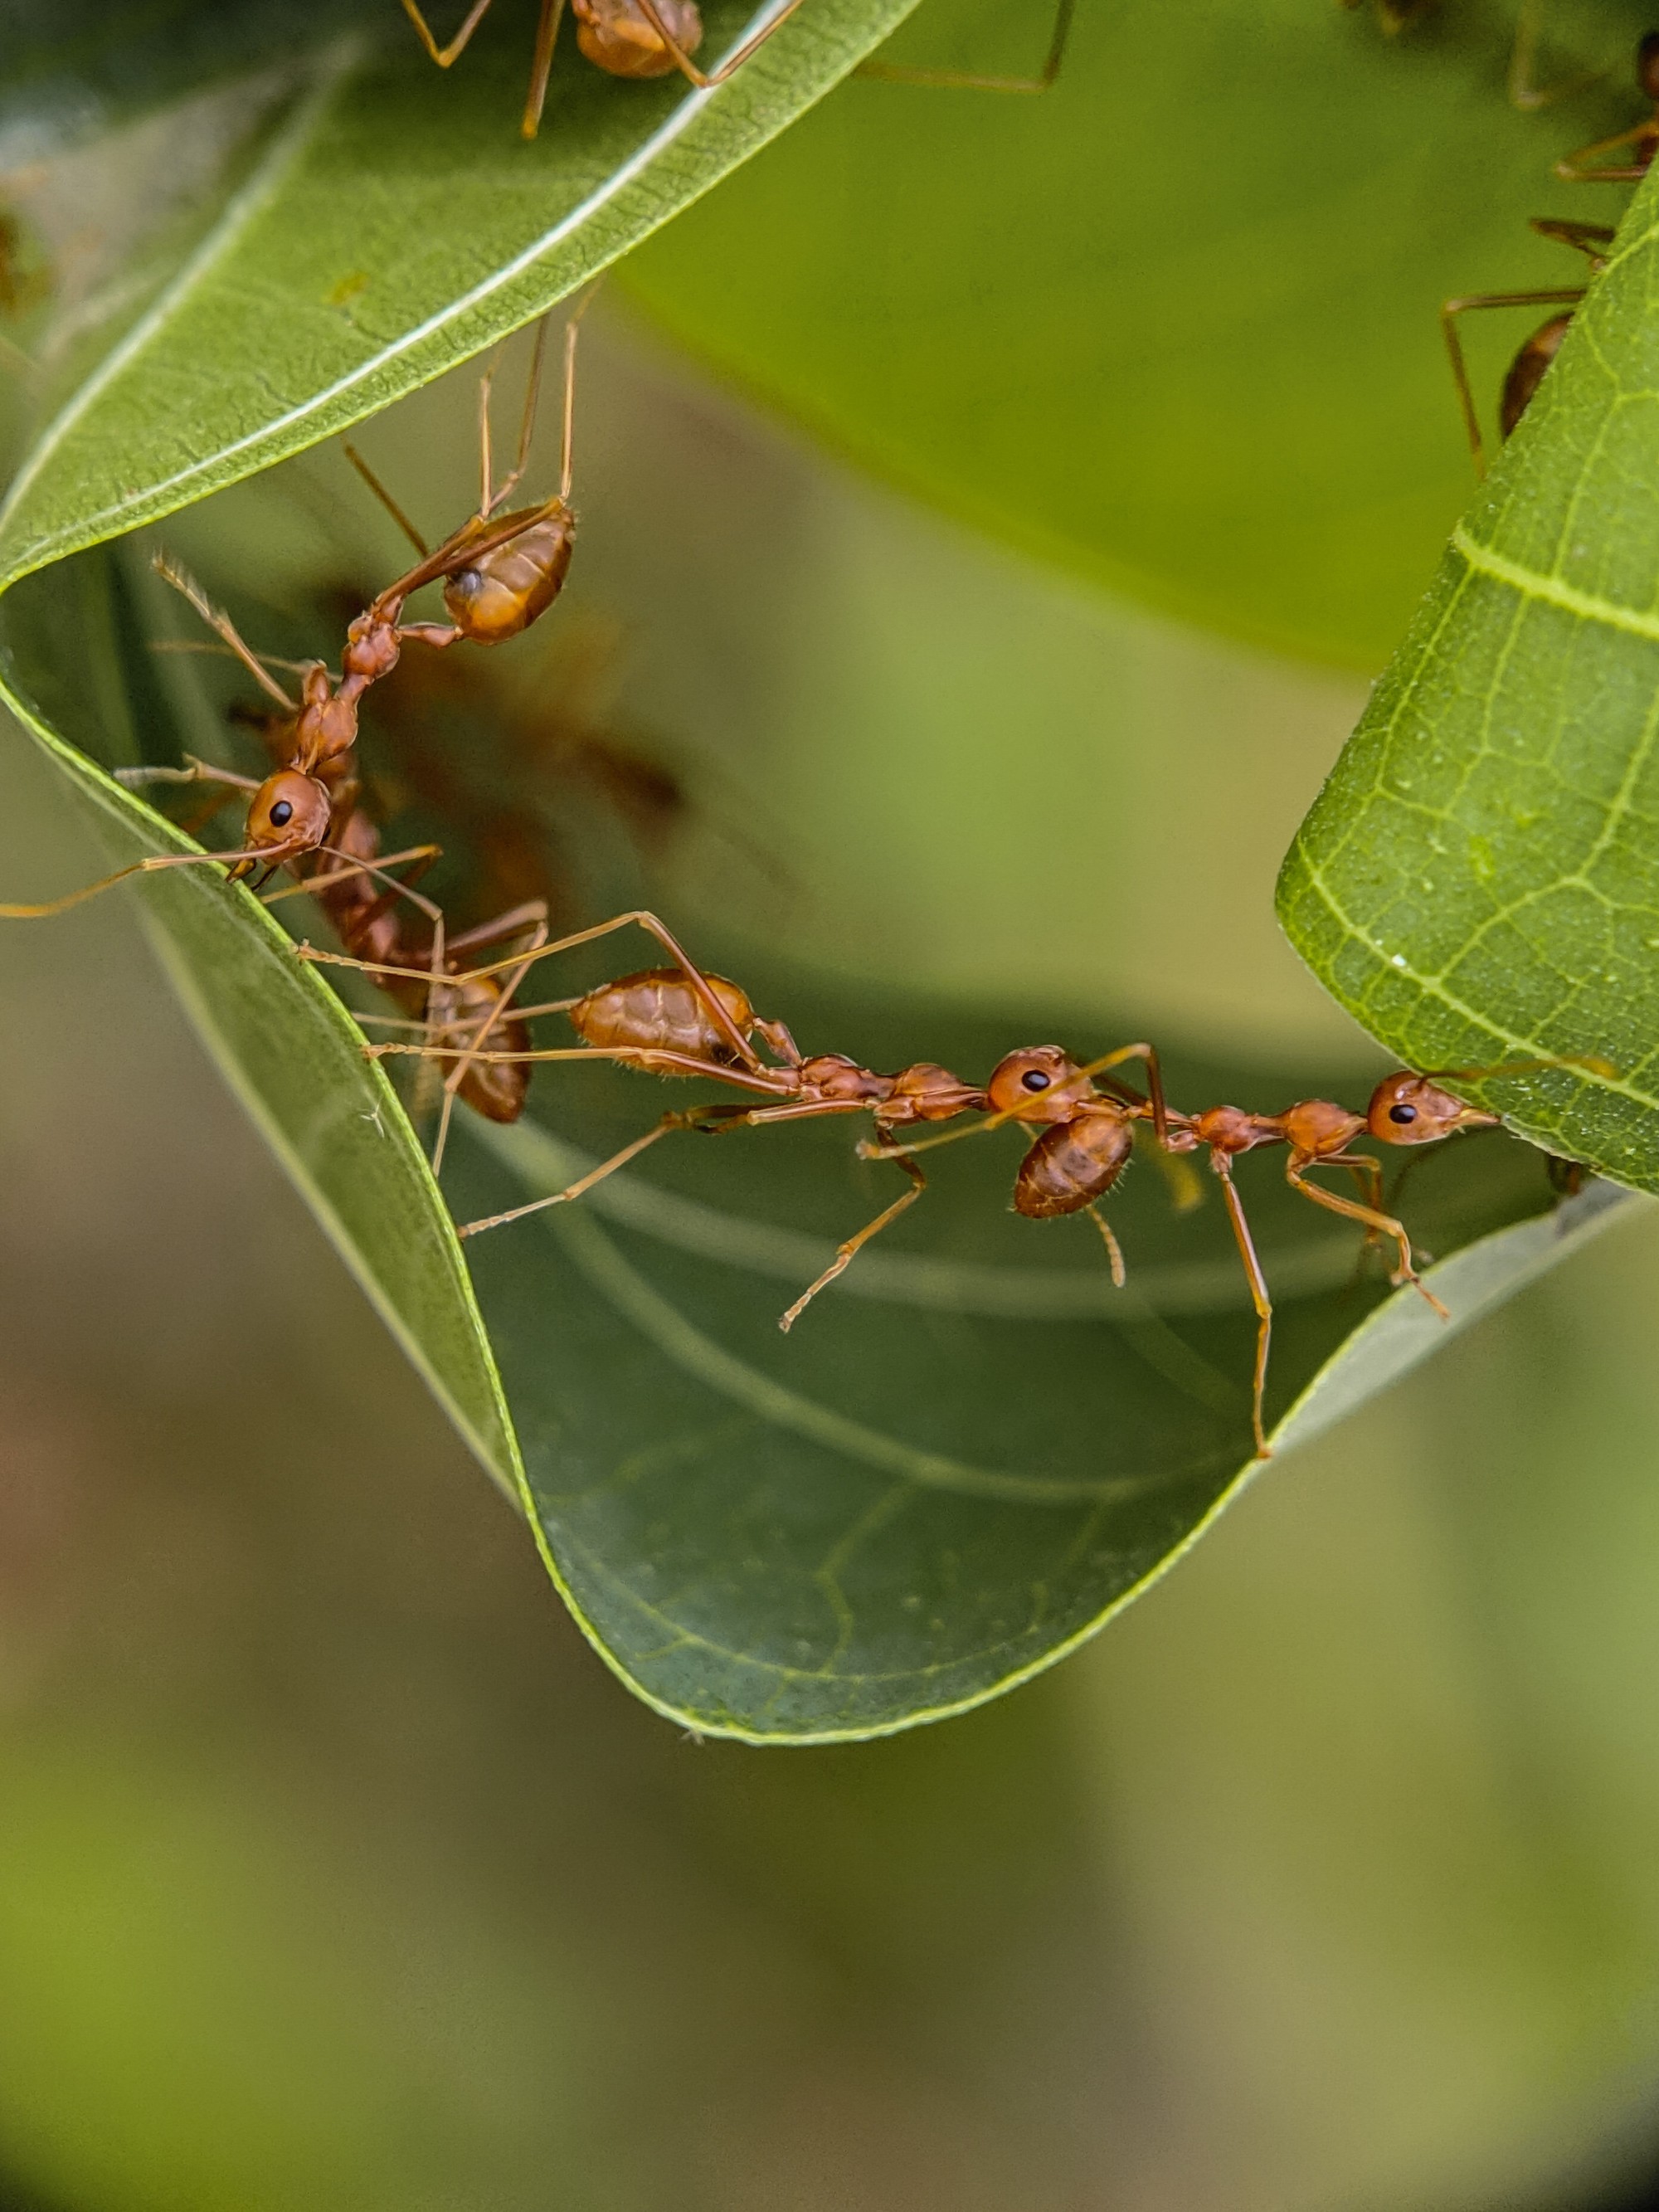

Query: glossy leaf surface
(0, 0), (922, 588)
(620, 0), (1655, 667)
(1279, 160), (1659, 1194)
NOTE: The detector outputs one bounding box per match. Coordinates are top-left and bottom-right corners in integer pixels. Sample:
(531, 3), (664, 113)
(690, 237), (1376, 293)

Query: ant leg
(632, 0), (809, 89)
(857, 0), (1074, 90)
(299, 907), (764, 1071)
(457, 1099), (755, 1236)
(779, 1147), (927, 1333)
(1507, 0), (1602, 111)
(1440, 289), (1585, 474)
(1077, 1040), (1171, 1143)
(400, 0), (496, 67)
(0, 843), (274, 917)
(151, 553), (299, 709)
(485, 318), (552, 516)
(523, 0), (569, 139)
(1554, 119), (1658, 182)
(115, 760), (260, 797)
(1286, 1159), (1450, 1320)
(1212, 1155), (1273, 1459)
(342, 444), (430, 558)
(445, 900), (551, 956)
(434, 913), (552, 1172)
(1086, 1203), (1126, 1289)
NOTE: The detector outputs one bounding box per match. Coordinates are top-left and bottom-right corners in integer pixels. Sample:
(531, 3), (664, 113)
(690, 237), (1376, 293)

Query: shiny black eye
(1389, 1102), (1417, 1124)
(1021, 1069), (1051, 1092)
(270, 799), (294, 826)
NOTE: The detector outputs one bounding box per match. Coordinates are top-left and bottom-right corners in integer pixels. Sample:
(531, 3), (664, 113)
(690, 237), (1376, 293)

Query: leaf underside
(1279, 163), (1659, 1196)
(0, 0), (923, 589)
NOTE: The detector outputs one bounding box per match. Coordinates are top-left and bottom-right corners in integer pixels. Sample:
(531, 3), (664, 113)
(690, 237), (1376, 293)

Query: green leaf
(442, 978), (1624, 1741)
(0, 0), (922, 588)
(0, 0), (382, 150)
(1278, 159), (1659, 1194)
(0, 525), (1627, 1739)
(618, 0), (1657, 667)
(0, 545), (520, 1503)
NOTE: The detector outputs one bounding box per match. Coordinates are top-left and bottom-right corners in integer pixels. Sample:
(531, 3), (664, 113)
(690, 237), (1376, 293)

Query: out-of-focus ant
(1441, 32), (1659, 470)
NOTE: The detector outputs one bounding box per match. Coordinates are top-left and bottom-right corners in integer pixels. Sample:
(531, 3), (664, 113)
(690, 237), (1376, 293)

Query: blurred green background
(3, 294), (1659, 2208)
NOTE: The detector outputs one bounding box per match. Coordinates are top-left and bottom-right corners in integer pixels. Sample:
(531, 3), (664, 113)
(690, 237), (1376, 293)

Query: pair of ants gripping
(320, 910), (1604, 1460)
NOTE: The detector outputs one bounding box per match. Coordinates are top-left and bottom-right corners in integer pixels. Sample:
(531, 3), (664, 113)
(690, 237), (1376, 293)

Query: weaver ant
(400, 0), (1075, 141)
(884, 1050), (1608, 1458)
(1440, 32), (1659, 469)
(299, 909), (990, 1327)
(1441, 217), (1613, 472)
(1554, 27), (1659, 178)
(109, 708), (550, 1163)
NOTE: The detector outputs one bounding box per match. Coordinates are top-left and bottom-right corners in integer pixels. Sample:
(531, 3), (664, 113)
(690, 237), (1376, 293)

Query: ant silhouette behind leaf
(1441, 217), (1613, 473)
(400, 0), (1075, 140)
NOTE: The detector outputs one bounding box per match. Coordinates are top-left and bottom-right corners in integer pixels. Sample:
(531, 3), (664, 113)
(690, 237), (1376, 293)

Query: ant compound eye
(1389, 1103), (1417, 1125)
(1021, 1069), (1051, 1093)
(270, 800), (294, 827)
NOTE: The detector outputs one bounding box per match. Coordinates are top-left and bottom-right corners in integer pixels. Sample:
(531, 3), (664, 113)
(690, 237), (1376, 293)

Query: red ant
(297, 909), (988, 1325)
(400, 0), (1074, 141)
(1554, 27), (1659, 178)
(1441, 217), (1613, 473)
(110, 719), (550, 1165)
(883, 1050), (1609, 1458)
(6, 302), (591, 917)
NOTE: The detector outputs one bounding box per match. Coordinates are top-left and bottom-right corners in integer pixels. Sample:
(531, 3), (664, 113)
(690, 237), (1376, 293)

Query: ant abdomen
(571, 966), (756, 1062)
(1013, 1112), (1133, 1220)
(1499, 314), (1573, 439)
(443, 512), (577, 645)
(576, 0), (703, 79)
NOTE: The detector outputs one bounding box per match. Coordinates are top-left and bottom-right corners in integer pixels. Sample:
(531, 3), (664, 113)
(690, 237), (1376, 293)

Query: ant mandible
(400, 0), (1075, 141)
(297, 909), (988, 1325)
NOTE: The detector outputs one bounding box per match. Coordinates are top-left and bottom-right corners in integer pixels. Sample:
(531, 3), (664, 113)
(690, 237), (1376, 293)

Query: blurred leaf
(0, 0), (382, 153)
(0, 529), (1630, 1737)
(619, 0), (1654, 668)
(0, 0), (922, 587)
(1278, 159), (1659, 1193)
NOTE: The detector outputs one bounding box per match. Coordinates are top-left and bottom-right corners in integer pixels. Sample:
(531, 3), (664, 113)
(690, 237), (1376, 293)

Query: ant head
(1637, 29), (1659, 100)
(986, 1046), (1089, 1123)
(229, 770), (330, 879)
(1365, 1071), (1499, 1147)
